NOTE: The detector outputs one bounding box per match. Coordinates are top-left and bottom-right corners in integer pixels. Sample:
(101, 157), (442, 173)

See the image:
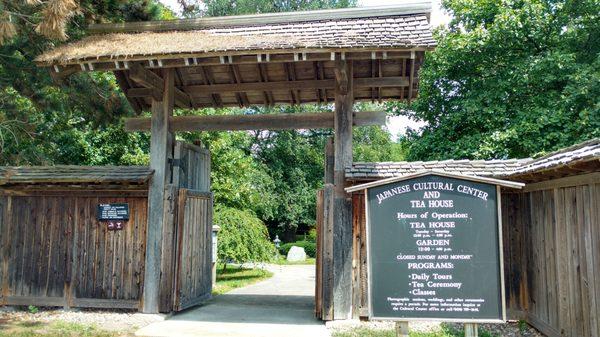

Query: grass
(271, 257), (316, 265)
(0, 320), (125, 337)
(332, 324), (498, 337)
(212, 264), (274, 295)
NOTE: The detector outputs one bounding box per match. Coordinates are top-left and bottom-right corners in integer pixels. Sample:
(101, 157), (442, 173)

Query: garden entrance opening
(34, 3), (434, 318)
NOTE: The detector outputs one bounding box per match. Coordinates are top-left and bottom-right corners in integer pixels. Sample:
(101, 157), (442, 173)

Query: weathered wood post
(464, 323), (478, 337)
(142, 68), (175, 313)
(332, 57), (353, 319)
(325, 137), (334, 185)
(395, 322), (410, 337)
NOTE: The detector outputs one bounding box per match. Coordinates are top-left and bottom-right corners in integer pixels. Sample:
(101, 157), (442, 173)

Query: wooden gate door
(172, 142), (213, 311)
(316, 184), (334, 320)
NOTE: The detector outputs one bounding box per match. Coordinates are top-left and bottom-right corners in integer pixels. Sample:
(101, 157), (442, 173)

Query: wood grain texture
(143, 68), (175, 313)
(0, 191), (147, 309)
(332, 59), (354, 320)
(171, 141), (213, 312)
(124, 111), (386, 132)
(174, 189), (213, 311)
(320, 184), (335, 320)
(502, 181), (599, 336)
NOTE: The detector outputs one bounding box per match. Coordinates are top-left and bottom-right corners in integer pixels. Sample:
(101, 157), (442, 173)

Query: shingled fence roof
(0, 166), (154, 185)
(346, 138), (600, 183)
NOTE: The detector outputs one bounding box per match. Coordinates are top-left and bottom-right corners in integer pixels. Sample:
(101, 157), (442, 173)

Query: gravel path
(0, 306), (165, 332)
(328, 319), (546, 336)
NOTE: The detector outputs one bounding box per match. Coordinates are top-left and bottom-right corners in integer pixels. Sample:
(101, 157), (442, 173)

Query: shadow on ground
(170, 294), (316, 325)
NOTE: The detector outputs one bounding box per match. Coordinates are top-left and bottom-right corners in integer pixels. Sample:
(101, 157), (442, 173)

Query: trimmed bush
(279, 240), (316, 258)
(215, 206), (276, 264)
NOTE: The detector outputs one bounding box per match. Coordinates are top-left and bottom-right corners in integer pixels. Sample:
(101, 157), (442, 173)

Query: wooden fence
(0, 142), (214, 312)
(501, 175), (599, 337)
(0, 190), (148, 309)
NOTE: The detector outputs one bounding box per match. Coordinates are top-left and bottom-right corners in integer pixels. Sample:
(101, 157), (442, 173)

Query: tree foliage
(215, 206), (276, 263)
(397, 0), (600, 160)
(0, 0), (405, 242)
(203, 0), (355, 16)
(254, 126), (327, 239)
(0, 0), (173, 165)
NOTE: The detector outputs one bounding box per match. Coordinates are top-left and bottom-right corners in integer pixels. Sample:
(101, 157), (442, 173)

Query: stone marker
(287, 246), (307, 262)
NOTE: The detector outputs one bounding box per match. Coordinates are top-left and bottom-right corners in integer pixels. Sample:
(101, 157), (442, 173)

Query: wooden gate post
(142, 68), (175, 313)
(464, 323), (478, 337)
(332, 57), (353, 319)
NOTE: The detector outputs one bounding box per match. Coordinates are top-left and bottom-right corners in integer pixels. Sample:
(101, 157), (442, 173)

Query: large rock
(286, 246), (307, 262)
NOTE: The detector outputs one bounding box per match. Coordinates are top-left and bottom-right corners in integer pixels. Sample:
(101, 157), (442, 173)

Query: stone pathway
(136, 264), (329, 337)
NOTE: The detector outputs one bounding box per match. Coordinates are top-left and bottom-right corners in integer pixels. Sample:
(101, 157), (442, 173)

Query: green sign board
(366, 173), (505, 321)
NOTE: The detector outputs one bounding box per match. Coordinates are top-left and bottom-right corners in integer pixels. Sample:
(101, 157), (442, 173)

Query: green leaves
(398, 0), (600, 161)
(215, 206), (276, 264)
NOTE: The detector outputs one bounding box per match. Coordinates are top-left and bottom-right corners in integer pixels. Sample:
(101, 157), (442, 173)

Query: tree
(203, 0), (355, 16)
(215, 206), (276, 265)
(353, 125), (407, 162)
(249, 104), (405, 240)
(254, 126), (328, 240)
(396, 0), (600, 161)
(0, 0), (171, 165)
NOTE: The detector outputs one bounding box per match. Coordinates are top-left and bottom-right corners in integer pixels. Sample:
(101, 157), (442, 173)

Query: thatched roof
(36, 4), (435, 109)
(36, 5), (434, 65)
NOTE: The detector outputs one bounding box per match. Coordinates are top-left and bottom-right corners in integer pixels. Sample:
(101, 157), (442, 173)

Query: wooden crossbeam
(175, 77), (409, 96)
(43, 51), (420, 74)
(124, 111), (386, 132)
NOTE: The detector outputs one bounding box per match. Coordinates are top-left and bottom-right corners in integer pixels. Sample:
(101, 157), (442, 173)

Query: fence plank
(504, 181), (600, 337)
(315, 189), (323, 319)
(321, 184), (335, 320)
(159, 185), (178, 312)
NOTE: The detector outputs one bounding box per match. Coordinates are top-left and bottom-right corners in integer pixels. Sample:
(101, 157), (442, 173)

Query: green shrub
(307, 228), (317, 242)
(215, 206), (275, 264)
(27, 305), (38, 314)
(279, 240), (316, 258)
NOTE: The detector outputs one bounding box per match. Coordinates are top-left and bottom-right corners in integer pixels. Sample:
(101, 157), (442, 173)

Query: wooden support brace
(129, 63), (192, 108)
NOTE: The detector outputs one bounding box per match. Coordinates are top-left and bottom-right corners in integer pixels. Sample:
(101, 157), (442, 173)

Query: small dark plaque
(366, 174), (504, 322)
(97, 203), (130, 221)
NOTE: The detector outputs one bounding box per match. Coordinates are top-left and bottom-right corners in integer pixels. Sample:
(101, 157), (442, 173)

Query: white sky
(158, 0), (450, 138)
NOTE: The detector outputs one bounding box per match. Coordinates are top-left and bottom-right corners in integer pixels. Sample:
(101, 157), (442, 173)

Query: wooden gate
(171, 141), (213, 311)
(316, 184), (334, 320)
(173, 189), (212, 311)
